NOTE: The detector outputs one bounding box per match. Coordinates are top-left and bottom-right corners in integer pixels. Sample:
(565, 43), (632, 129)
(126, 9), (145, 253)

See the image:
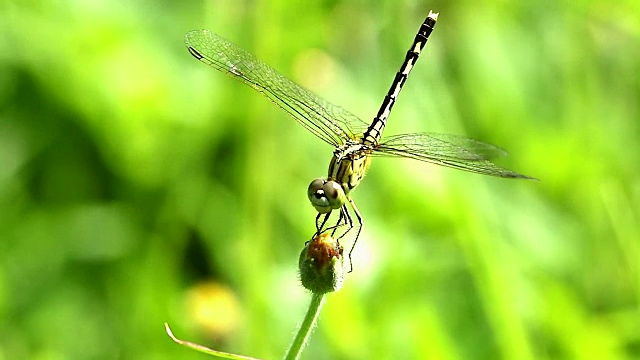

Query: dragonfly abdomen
(362, 13), (438, 147)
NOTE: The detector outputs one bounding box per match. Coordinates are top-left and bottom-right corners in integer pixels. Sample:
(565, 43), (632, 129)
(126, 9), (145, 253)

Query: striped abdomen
(362, 14), (438, 146)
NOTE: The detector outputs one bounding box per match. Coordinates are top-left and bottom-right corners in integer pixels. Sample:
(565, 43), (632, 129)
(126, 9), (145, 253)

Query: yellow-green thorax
(328, 143), (372, 196)
(307, 142), (373, 214)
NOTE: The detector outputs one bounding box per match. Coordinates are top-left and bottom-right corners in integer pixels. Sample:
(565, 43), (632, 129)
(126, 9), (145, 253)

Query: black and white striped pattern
(363, 11), (438, 146)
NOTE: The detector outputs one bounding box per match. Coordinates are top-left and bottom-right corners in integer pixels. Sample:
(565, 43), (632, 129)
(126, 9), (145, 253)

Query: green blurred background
(1, 0), (639, 359)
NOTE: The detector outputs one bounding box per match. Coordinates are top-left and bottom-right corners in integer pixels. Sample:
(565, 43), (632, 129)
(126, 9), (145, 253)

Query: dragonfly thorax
(329, 143), (373, 192)
(306, 142), (372, 214)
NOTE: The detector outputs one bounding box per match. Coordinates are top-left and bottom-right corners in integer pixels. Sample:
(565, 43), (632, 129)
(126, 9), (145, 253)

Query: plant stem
(284, 293), (325, 360)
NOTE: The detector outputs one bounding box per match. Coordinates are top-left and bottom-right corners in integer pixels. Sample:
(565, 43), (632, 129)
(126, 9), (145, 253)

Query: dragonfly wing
(185, 30), (370, 146)
(374, 133), (534, 179)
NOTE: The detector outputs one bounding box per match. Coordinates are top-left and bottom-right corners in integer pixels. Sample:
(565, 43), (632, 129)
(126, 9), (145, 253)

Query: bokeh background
(1, 0), (639, 359)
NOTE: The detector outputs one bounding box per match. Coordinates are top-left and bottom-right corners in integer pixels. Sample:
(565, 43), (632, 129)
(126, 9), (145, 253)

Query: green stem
(284, 293), (325, 360)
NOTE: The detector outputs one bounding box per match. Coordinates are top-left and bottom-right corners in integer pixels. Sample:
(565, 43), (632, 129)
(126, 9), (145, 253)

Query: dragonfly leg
(333, 205), (353, 240)
(315, 212), (331, 235)
(346, 197), (363, 273)
(330, 212), (341, 237)
(316, 207), (350, 236)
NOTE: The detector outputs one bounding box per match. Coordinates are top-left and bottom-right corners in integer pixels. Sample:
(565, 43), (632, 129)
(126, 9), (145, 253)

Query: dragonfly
(185, 11), (534, 263)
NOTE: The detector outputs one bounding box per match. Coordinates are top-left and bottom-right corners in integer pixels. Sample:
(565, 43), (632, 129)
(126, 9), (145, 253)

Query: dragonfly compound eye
(322, 181), (346, 210)
(308, 178), (331, 213)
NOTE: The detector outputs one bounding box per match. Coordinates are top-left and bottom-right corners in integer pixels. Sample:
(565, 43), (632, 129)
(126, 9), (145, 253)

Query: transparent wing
(374, 133), (535, 179)
(185, 30), (370, 147)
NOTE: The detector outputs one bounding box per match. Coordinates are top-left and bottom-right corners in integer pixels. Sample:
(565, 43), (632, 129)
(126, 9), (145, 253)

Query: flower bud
(298, 233), (345, 293)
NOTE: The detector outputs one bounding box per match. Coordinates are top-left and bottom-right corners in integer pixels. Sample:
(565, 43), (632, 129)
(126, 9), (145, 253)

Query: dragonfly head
(308, 178), (346, 213)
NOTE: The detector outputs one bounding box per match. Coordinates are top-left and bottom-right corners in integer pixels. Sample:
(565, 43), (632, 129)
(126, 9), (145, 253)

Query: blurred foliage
(1, 0), (639, 359)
